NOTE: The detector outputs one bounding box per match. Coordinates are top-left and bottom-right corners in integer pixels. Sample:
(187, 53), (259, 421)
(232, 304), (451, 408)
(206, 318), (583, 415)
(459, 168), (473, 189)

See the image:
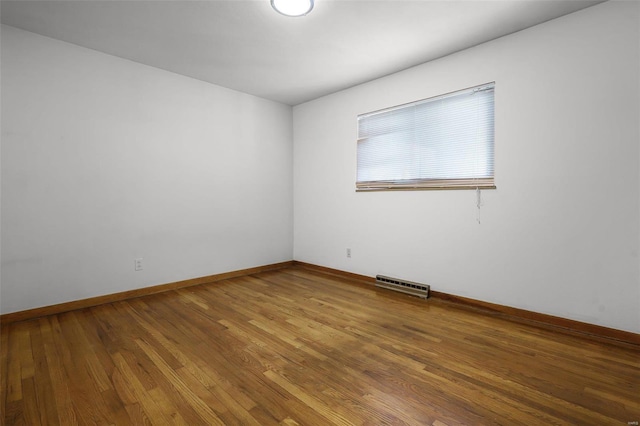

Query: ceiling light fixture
(271, 0), (314, 17)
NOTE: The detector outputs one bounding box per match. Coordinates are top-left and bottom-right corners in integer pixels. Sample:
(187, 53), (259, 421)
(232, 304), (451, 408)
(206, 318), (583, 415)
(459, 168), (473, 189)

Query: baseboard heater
(375, 275), (430, 299)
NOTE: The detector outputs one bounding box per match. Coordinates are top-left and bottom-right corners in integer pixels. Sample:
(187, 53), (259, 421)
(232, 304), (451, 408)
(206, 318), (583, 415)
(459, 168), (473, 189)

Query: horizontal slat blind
(357, 83), (495, 191)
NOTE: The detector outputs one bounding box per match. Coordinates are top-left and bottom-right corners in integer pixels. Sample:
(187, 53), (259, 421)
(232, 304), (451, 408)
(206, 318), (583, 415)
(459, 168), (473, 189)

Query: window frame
(356, 83), (496, 192)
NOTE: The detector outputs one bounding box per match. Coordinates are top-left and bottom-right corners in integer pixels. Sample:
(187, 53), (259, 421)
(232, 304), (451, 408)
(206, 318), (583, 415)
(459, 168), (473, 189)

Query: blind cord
(476, 187), (483, 224)
(474, 91), (482, 225)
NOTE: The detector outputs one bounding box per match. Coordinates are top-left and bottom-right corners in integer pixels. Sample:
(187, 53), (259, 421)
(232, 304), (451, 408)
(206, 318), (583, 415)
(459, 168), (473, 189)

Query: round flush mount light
(271, 0), (314, 17)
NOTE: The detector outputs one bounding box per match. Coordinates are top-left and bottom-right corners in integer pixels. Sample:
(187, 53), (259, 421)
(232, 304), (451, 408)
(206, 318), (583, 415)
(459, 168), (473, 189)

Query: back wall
(293, 1), (640, 333)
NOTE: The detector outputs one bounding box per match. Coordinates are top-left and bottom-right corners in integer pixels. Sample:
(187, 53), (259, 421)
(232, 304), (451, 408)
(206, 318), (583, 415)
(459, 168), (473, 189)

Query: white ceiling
(1, 0), (604, 105)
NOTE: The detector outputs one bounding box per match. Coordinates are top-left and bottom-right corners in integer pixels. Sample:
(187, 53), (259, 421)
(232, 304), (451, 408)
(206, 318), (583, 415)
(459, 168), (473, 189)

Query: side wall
(1, 26), (294, 313)
(293, 1), (640, 333)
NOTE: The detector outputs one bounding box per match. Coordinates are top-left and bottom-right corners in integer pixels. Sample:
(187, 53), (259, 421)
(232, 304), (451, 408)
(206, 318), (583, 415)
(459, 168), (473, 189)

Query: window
(356, 82), (495, 191)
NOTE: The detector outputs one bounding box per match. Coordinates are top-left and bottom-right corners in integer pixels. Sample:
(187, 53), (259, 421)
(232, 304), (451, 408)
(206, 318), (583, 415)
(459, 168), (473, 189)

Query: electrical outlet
(346, 248), (351, 258)
(134, 258), (143, 271)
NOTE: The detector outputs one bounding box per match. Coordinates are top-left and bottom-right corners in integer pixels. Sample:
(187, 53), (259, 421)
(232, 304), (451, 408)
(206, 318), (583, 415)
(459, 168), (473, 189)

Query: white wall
(293, 1), (640, 333)
(1, 25), (293, 314)
(3, 2), (639, 334)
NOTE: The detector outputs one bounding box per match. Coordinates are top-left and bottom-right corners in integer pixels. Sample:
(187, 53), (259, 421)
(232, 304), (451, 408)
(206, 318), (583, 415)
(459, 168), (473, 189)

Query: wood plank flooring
(2, 266), (639, 425)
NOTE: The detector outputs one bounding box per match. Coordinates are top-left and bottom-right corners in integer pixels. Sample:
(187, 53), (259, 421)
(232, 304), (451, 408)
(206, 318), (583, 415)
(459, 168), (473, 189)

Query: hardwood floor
(2, 266), (639, 425)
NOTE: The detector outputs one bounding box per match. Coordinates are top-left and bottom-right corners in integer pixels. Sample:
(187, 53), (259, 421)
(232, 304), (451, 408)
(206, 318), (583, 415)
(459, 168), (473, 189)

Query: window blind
(356, 82), (495, 191)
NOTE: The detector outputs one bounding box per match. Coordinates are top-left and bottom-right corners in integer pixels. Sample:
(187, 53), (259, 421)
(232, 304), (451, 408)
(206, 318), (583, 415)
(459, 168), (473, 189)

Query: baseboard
(292, 261), (640, 346)
(429, 290), (640, 346)
(0, 261), (294, 325)
(292, 261), (374, 284)
(4, 260), (638, 346)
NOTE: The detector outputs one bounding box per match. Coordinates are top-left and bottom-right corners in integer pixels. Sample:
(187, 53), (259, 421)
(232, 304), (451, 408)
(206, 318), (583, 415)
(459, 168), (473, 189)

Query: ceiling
(1, 0), (604, 105)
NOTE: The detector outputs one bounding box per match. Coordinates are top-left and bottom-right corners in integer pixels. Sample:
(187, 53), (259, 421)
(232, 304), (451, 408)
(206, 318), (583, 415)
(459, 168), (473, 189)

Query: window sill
(356, 185), (496, 192)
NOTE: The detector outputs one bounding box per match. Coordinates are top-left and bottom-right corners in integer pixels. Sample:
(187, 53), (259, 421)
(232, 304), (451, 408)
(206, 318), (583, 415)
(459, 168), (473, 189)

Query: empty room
(1, 0), (639, 424)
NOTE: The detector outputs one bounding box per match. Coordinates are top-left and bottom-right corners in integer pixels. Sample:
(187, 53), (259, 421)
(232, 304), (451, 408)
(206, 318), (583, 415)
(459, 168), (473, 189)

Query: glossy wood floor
(2, 266), (639, 425)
